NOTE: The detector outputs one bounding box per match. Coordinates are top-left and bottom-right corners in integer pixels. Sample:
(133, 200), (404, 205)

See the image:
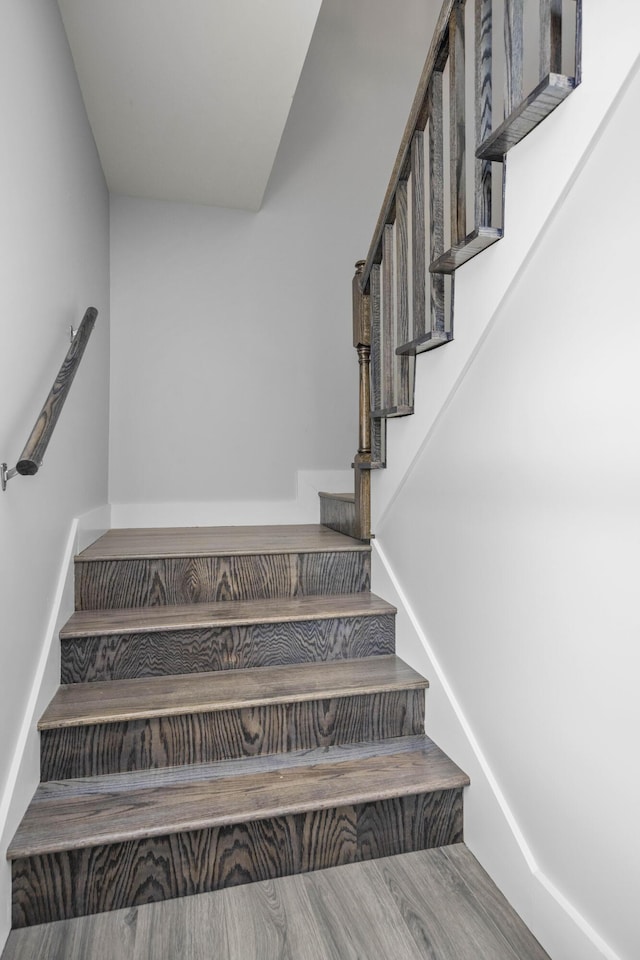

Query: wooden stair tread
(39, 655), (427, 729)
(8, 735), (468, 857)
(371, 405), (414, 420)
(429, 227), (503, 274)
(77, 524), (370, 562)
(396, 330), (453, 356)
(60, 592), (396, 639)
(476, 73), (576, 162)
(318, 492), (355, 503)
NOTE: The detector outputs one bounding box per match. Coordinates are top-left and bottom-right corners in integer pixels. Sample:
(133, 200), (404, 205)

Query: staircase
(322, 0), (583, 542)
(8, 523), (468, 928)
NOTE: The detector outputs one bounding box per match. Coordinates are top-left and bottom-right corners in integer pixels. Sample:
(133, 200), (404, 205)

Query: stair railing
(350, 0), (581, 539)
(2, 307), (98, 491)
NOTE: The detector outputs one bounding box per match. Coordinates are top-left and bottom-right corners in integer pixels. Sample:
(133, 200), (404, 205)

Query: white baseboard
(0, 504), (110, 953)
(110, 469), (354, 528)
(371, 539), (619, 960)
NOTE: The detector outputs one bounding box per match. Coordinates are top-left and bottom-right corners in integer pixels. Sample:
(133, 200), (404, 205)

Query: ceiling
(57, 0), (323, 211)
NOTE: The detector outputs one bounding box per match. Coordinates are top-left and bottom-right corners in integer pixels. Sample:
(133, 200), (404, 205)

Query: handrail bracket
(1, 463), (17, 493)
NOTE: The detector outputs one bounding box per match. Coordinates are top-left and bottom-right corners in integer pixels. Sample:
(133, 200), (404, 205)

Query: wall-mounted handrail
(2, 307), (98, 491)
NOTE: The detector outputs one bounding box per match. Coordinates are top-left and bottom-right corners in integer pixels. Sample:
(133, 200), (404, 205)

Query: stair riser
(75, 552), (370, 610)
(11, 788), (463, 927)
(40, 691), (425, 780)
(60, 614), (396, 683)
(319, 496), (358, 539)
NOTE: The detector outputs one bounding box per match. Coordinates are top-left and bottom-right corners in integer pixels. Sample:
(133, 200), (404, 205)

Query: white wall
(0, 0), (110, 949)
(108, 0), (440, 518)
(374, 7), (640, 957)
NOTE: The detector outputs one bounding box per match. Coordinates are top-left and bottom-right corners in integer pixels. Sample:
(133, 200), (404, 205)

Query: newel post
(352, 260), (372, 541)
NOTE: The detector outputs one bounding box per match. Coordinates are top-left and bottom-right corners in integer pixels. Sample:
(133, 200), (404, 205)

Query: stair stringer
(372, 0), (640, 531)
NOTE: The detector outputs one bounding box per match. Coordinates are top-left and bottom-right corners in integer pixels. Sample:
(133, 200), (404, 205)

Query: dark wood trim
(429, 227), (502, 274)
(449, 1), (466, 248)
(411, 133), (426, 340)
(475, 0), (493, 227)
(540, 0), (562, 80)
(476, 73), (576, 162)
(9, 308), (98, 478)
(503, 0), (524, 117)
(359, 0), (457, 291)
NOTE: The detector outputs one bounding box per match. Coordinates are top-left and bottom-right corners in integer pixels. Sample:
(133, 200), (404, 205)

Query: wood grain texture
(475, 0), (493, 227)
(354, 460), (371, 543)
(61, 592), (396, 638)
(428, 72), (445, 335)
(370, 263), (382, 419)
(429, 226), (502, 274)
(216, 875), (329, 960)
(78, 525), (370, 561)
(14, 307), (98, 476)
(369, 264), (385, 465)
(43, 656), (426, 728)
(352, 260), (370, 349)
(504, 0), (524, 116)
(476, 73), (576, 161)
(381, 223), (395, 410)
(394, 330), (452, 358)
(449, 1), (466, 247)
(395, 180), (411, 409)
(12, 737), (468, 857)
(60, 614), (397, 683)
(539, 0), (562, 81)
(360, 0), (458, 287)
(374, 847), (550, 959)
(40, 690), (425, 780)
(410, 132), (426, 341)
(3, 845), (552, 959)
(32, 735), (451, 802)
(318, 493), (358, 539)
(75, 550), (370, 610)
(438, 845), (552, 959)
(11, 791), (463, 926)
(299, 853), (424, 960)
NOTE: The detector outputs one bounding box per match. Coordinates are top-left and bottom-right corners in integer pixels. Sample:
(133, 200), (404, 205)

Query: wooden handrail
(359, 0), (456, 293)
(2, 307), (98, 491)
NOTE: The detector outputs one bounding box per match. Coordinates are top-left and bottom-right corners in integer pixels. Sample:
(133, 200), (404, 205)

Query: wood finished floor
(78, 525), (370, 561)
(10, 735), (466, 857)
(1, 845), (551, 960)
(60, 593), (396, 638)
(40, 655), (425, 728)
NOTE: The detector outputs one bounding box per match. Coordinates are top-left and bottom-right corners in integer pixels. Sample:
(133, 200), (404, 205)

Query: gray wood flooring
(40, 655), (426, 728)
(10, 735), (466, 857)
(2, 845), (551, 960)
(60, 593), (396, 638)
(77, 525), (370, 561)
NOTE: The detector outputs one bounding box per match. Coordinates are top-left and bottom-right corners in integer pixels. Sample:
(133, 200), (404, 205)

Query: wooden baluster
(475, 0), (493, 227)
(428, 73), (445, 335)
(575, 0), (582, 85)
(370, 263), (383, 462)
(540, 0), (562, 79)
(449, 0), (466, 249)
(411, 133), (426, 343)
(352, 261), (372, 541)
(396, 180), (410, 407)
(504, 0), (524, 116)
(381, 223), (395, 410)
